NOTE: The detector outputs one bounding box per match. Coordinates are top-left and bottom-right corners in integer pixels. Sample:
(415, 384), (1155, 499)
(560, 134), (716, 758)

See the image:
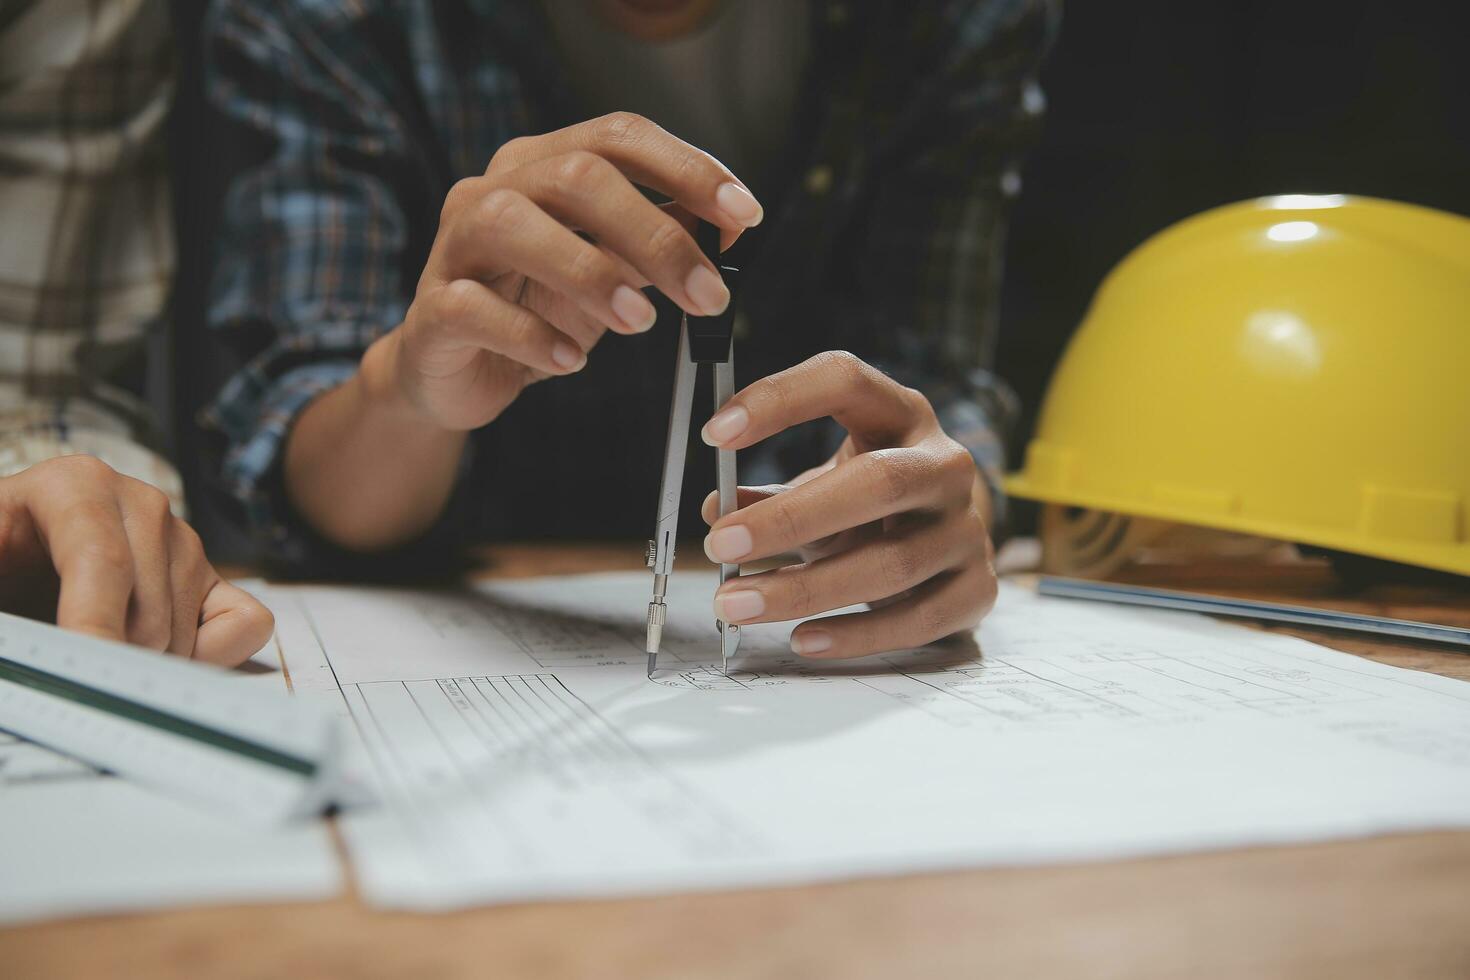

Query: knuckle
(489, 136), (531, 171)
(595, 110), (650, 146)
(128, 481), (174, 523)
(431, 279), (482, 324)
(505, 303), (550, 346)
(644, 216), (690, 268)
(864, 451), (910, 507)
(869, 374), (909, 412)
(831, 351), (894, 406)
(564, 242), (612, 291)
(786, 573), (817, 618)
(669, 148), (698, 185)
(939, 441), (977, 484)
(755, 371), (794, 424)
(878, 541), (922, 593)
(50, 453), (115, 483)
(171, 519), (206, 562)
(670, 144), (717, 189)
(768, 495), (807, 548)
(815, 350), (865, 387)
(441, 177), (479, 220)
(476, 187), (527, 235)
(551, 150), (604, 188)
(901, 384), (936, 420)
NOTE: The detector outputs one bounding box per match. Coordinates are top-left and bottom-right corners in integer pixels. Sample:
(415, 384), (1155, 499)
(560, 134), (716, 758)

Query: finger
(585, 237), (651, 295)
(541, 305), (611, 353)
(116, 483), (180, 651)
(166, 520), (209, 657)
(419, 278), (589, 375)
(194, 578), (275, 667)
(712, 515), (981, 626)
(788, 563), (999, 660)
(44, 497), (134, 643)
(445, 187), (659, 336)
(504, 152), (731, 319)
(703, 443), (969, 564)
(492, 112), (763, 233)
(662, 202), (742, 253)
(533, 239), (655, 342)
(700, 485), (787, 525)
(512, 275), (618, 353)
(788, 456), (840, 488)
(701, 352), (932, 452)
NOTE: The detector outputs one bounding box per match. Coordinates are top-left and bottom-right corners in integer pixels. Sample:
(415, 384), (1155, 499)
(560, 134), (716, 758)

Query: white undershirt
(540, 1), (810, 193)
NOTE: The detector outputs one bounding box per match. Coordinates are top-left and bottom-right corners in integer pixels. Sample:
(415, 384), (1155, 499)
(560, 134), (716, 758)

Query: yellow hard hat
(1007, 194), (1470, 578)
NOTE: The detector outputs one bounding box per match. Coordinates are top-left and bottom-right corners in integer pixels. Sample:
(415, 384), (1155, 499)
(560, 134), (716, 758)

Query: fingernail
(611, 284), (657, 332)
(714, 589), (764, 623)
(791, 630), (833, 656)
(701, 404), (748, 446)
(704, 525), (752, 563)
(552, 342), (585, 372)
(716, 182), (763, 227)
(684, 265), (730, 316)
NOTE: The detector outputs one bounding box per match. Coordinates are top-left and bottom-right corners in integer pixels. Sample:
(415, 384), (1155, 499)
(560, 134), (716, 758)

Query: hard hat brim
(1005, 473), (1469, 579)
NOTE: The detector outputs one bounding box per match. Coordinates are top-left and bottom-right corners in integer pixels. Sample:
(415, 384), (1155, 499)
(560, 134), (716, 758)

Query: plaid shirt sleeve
(200, 1), (417, 560)
(857, 0), (1059, 535)
(0, 0), (183, 512)
(201, 0), (1055, 558)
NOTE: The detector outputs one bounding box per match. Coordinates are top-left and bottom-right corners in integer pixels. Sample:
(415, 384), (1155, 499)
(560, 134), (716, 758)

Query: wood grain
(5, 543), (1468, 980)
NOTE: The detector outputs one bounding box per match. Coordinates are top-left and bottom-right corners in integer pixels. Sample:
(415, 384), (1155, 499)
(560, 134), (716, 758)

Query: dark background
(169, 0), (1470, 554)
(995, 0), (1470, 452)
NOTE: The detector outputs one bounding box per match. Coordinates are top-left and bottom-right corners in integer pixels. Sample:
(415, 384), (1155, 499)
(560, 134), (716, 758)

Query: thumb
(193, 577), (276, 667)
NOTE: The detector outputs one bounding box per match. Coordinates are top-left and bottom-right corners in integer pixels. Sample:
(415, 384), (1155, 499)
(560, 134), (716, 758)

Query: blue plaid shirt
(202, 0), (1058, 571)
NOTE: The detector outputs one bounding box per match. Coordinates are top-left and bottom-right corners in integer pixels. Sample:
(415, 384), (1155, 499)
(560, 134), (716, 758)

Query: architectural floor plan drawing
(256, 573), (1470, 910)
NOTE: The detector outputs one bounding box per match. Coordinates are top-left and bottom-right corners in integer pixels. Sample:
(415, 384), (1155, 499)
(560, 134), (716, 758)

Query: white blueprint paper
(0, 733), (341, 924)
(0, 636), (341, 925)
(257, 574), (1470, 910)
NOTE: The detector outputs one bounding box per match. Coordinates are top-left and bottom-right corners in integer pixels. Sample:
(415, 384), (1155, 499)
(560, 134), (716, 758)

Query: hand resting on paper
(0, 456), (273, 665)
(700, 352), (998, 659)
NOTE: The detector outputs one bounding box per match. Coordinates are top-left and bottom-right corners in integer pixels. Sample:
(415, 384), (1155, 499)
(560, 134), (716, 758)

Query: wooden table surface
(4, 543), (1469, 980)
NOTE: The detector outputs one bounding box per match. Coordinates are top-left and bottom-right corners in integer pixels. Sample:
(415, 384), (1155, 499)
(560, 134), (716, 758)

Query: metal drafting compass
(645, 221), (741, 678)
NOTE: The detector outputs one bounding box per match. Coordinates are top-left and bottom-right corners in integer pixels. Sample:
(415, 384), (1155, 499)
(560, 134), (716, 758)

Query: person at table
(0, 0), (271, 664)
(201, 0), (1058, 658)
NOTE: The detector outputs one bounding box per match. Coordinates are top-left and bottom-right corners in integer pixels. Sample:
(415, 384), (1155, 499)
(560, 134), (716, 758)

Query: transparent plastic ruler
(0, 611), (342, 824)
(1038, 577), (1470, 649)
